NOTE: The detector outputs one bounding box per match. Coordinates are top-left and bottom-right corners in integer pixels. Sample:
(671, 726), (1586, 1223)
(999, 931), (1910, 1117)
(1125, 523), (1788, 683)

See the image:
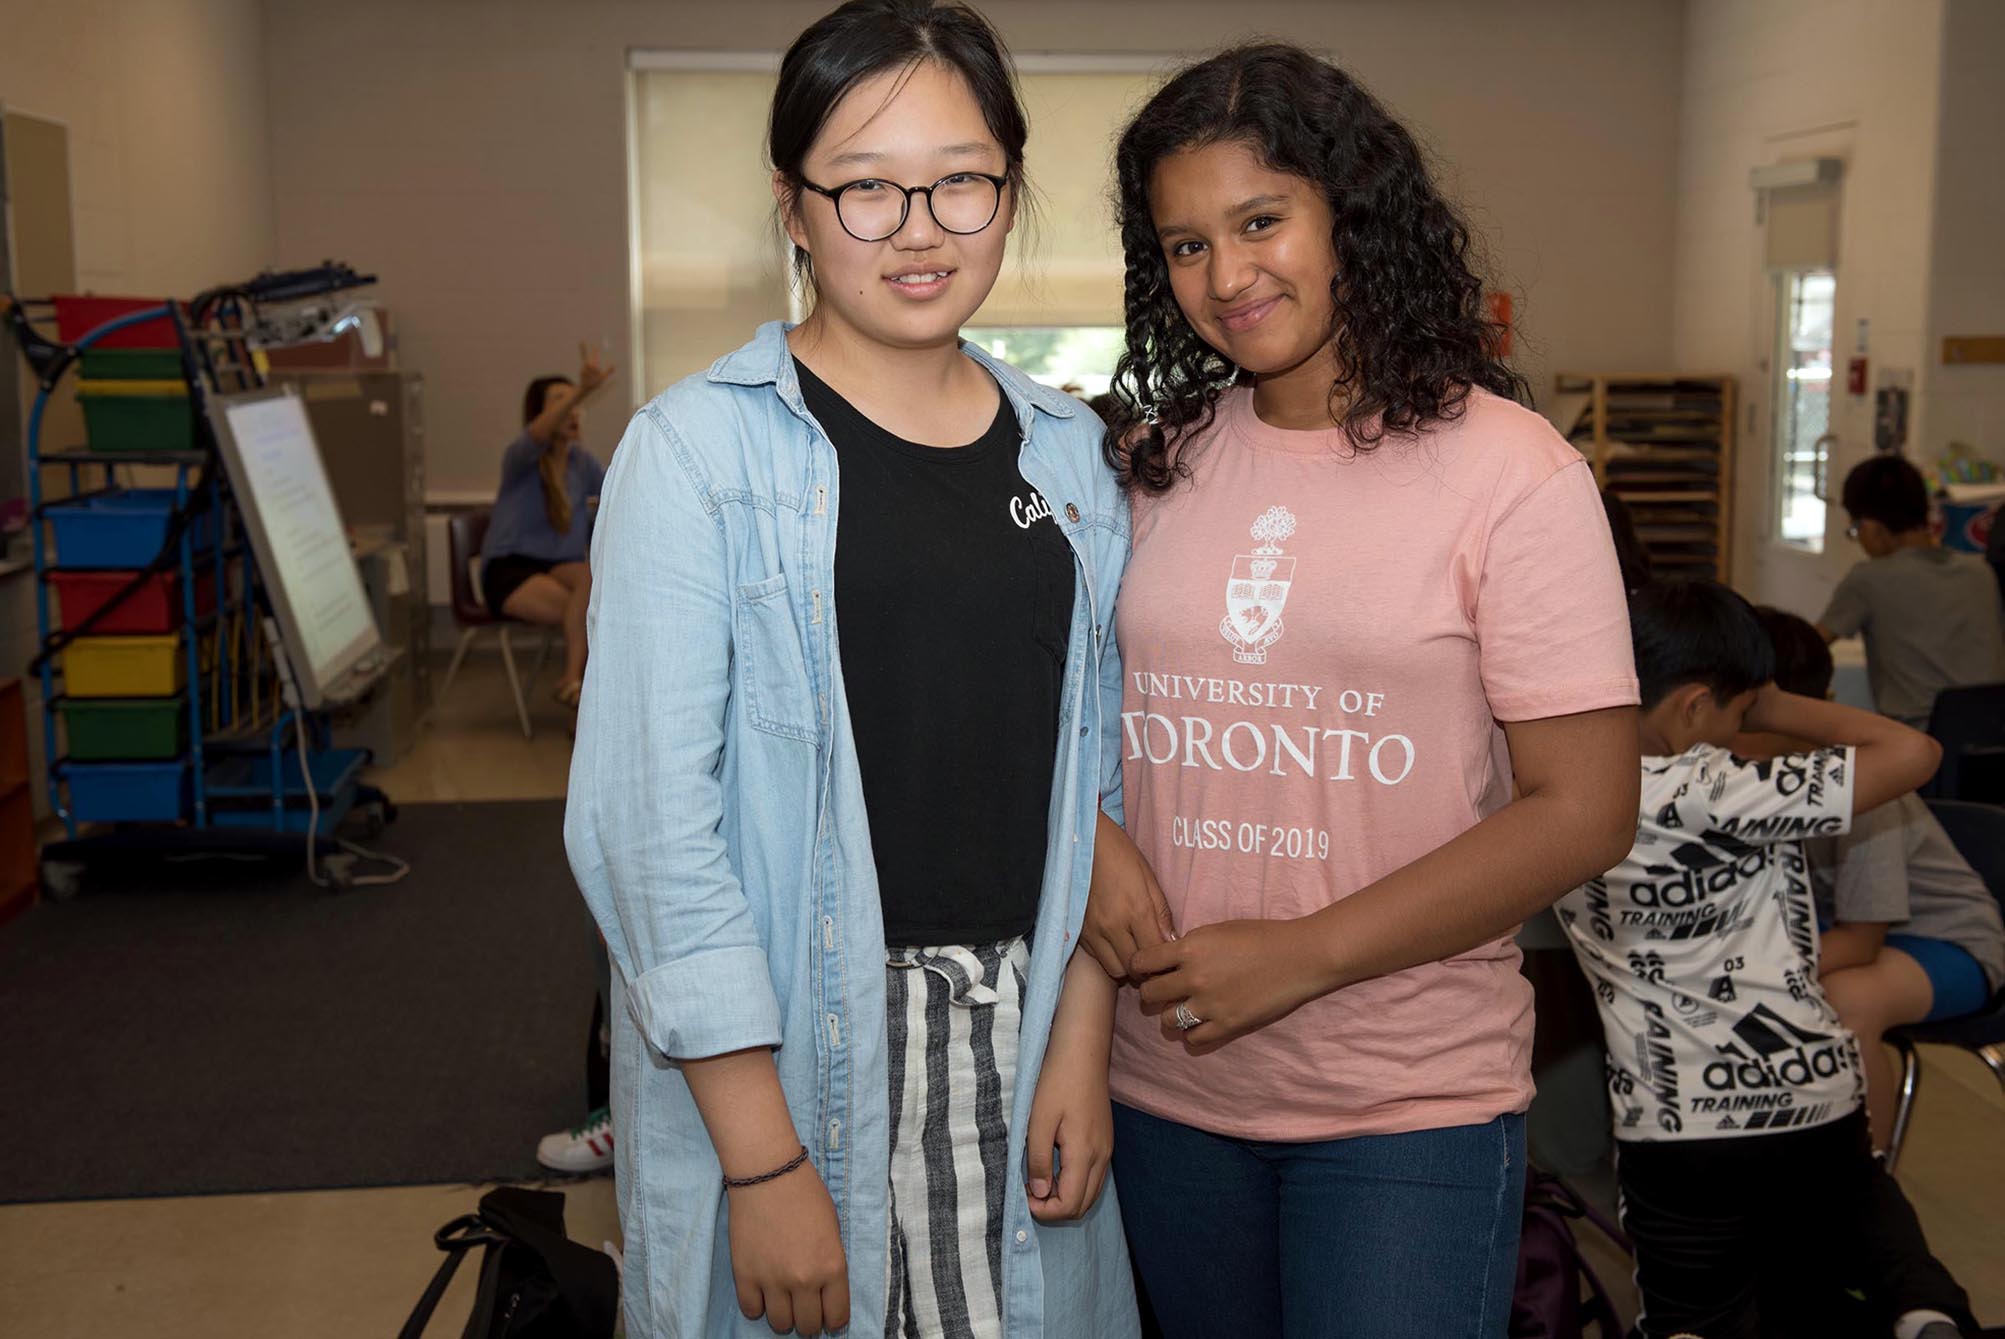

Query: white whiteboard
(211, 388), (381, 708)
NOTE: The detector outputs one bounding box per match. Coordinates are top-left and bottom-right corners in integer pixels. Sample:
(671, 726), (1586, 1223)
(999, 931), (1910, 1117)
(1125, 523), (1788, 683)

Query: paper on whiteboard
(224, 396), (376, 685)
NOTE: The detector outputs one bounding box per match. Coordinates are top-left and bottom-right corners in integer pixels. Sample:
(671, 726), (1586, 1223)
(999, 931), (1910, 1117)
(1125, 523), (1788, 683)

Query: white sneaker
(537, 1105), (613, 1175)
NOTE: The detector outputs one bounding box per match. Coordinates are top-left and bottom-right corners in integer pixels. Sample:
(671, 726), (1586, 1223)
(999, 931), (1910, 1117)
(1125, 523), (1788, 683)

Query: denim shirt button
(1015, 1229), (1029, 1245)
(1064, 503), (1080, 522)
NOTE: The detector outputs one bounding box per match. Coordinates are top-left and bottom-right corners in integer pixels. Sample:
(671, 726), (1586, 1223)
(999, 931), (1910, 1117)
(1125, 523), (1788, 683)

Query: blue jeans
(1112, 1103), (1526, 1339)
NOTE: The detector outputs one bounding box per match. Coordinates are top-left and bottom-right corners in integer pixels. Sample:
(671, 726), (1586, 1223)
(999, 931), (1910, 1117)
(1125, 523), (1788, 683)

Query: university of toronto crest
(1221, 505), (1298, 664)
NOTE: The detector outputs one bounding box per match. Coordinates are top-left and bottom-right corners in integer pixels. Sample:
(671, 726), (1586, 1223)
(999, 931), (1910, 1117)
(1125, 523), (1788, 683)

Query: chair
(1882, 798), (2005, 1171)
(1921, 682), (2005, 803)
(436, 509), (552, 740)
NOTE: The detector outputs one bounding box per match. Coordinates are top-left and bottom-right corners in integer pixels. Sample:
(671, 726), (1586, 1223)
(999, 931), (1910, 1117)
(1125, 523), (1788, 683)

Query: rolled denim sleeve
(564, 405), (782, 1061)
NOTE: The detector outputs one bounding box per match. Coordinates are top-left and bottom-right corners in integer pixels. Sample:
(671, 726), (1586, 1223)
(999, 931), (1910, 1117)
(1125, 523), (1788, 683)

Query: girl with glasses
(1076, 44), (1642, 1337)
(564, 2), (1137, 1335)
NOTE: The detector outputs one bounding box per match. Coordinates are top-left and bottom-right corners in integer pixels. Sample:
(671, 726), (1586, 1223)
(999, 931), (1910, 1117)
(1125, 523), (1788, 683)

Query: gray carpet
(0, 800), (601, 1203)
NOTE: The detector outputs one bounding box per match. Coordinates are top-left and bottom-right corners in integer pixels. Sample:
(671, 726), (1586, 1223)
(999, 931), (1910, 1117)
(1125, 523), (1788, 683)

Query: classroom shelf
(1554, 372), (1739, 583)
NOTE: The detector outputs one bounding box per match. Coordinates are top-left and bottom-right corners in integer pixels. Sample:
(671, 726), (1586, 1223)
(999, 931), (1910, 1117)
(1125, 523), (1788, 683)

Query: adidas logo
(1732, 1002), (1832, 1058)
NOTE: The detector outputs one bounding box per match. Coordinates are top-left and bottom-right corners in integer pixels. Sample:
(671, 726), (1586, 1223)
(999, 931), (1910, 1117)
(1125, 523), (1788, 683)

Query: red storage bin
(51, 569), (214, 634)
(54, 295), (182, 350)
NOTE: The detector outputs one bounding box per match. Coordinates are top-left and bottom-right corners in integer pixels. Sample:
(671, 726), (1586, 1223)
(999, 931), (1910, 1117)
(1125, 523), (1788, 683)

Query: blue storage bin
(48, 490), (218, 571)
(65, 760), (187, 823)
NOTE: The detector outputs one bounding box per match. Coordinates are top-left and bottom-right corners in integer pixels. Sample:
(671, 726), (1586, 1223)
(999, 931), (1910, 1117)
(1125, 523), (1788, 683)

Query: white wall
(0, 0), (276, 296)
(262, 0), (1686, 496)
(0, 0), (276, 809)
(1670, 0), (1948, 618)
(1925, 0), (2005, 470)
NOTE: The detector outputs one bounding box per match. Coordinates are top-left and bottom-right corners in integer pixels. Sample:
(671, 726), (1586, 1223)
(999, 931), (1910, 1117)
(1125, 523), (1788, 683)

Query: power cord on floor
(290, 706), (408, 888)
(265, 617), (409, 889)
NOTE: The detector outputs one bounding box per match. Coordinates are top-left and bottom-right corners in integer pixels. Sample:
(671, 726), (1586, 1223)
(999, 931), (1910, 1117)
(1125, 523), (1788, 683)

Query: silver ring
(1174, 1002), (1203, 1031)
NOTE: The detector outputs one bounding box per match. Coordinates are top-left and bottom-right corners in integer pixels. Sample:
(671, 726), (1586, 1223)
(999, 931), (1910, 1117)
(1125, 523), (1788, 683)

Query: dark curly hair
(1106, 44), (1525, 491)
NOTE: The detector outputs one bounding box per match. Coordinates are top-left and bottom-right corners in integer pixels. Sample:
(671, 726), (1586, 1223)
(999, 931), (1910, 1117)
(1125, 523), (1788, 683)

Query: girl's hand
(726, 1163), (850, 1335)
(1024, 1020), (1114, 1222)
(1133, 918), (1333, 1053)
(1081, 812), (1176, 981)
(578, 340), (617, 395)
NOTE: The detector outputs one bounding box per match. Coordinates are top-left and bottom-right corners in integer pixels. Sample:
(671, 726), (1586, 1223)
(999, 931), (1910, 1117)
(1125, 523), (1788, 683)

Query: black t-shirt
(795, 358), (1074, 945)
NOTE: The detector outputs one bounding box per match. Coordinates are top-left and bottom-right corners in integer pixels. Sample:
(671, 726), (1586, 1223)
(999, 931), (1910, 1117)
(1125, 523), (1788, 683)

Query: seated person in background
(1817, 455), (2005, 728)
(1750, 606), (2005, 1152)
(1553, 580), (1978, 1339)
(482, 344), (614, 707)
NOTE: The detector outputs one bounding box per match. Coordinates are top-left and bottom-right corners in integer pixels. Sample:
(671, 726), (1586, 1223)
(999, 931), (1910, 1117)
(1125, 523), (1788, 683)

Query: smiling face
(777, 59), (1014, 352)
(1148, 139), (1340, 382)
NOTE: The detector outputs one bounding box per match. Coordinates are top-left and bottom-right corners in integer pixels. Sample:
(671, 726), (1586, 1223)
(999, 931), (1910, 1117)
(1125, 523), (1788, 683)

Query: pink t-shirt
(1109, 386), (1638, 1141)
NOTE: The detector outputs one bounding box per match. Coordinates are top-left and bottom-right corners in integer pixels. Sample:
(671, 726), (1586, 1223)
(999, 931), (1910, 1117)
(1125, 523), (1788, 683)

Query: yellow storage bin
(65, 635), (185, 699)
(74, 379), (189, 398)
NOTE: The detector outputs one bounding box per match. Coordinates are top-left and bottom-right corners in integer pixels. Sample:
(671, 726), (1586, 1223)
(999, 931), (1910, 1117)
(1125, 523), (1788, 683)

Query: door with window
(1756, 162), (1843, 557)
(1773, 268), (1835, 552)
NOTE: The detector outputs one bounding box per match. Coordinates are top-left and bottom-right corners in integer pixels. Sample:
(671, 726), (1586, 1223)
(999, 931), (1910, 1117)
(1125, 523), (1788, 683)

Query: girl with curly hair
(1073, 44), (1643, 1336)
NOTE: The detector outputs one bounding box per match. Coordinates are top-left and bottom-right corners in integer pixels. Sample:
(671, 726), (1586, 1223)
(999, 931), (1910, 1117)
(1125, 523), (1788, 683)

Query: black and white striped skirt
(884, 938), (1031, 1339)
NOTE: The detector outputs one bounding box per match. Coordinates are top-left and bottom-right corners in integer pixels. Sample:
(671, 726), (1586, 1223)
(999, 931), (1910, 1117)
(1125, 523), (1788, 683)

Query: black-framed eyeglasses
(798, 172), (1007, 243)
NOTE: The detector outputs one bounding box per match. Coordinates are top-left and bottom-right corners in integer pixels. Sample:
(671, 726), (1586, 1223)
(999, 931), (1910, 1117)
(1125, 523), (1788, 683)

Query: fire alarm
(1847, 356), (1868, 396)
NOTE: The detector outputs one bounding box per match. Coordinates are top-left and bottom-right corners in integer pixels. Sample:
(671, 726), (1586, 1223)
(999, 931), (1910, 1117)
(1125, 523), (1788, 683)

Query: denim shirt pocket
(734, 573), (819, 743)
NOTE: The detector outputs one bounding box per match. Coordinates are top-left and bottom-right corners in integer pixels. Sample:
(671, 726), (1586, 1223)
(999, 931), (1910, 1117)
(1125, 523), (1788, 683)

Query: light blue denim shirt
(565, 322), (1138, 1338)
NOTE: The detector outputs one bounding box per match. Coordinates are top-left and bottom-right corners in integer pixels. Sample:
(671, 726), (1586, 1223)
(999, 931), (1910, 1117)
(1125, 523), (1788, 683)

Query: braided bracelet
(722, 1145), (810, 1190)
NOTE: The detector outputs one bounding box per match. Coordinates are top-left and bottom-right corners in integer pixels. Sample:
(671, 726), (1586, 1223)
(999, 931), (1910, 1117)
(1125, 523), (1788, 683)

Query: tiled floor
(1, 656), (2000, 1335)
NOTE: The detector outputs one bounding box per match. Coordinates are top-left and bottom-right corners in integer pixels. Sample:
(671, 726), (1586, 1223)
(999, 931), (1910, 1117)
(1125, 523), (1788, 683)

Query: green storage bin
(60, 697), (188, 761)
(77, 386), (197, 453)
(79, 349), (184, 380)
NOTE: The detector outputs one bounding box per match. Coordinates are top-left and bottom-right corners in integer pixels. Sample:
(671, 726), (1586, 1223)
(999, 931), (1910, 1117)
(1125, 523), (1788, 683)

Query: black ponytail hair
(769, 0), (1028, 284)
(1106, 43), (1526, 492)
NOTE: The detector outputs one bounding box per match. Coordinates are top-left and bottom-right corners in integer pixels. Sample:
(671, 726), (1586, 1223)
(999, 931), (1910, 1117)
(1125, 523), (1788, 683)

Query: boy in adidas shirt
(1554, 580), (1978, 1339)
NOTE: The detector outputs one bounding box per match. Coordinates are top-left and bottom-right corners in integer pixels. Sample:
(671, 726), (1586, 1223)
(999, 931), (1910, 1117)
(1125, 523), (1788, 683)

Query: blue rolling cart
(4, 268), (396, 894)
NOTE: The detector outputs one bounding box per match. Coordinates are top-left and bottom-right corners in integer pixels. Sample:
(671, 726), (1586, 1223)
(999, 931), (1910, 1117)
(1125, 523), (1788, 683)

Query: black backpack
(1510, 1169), (1629, 1339)
(400, 1186), (619, 1339)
